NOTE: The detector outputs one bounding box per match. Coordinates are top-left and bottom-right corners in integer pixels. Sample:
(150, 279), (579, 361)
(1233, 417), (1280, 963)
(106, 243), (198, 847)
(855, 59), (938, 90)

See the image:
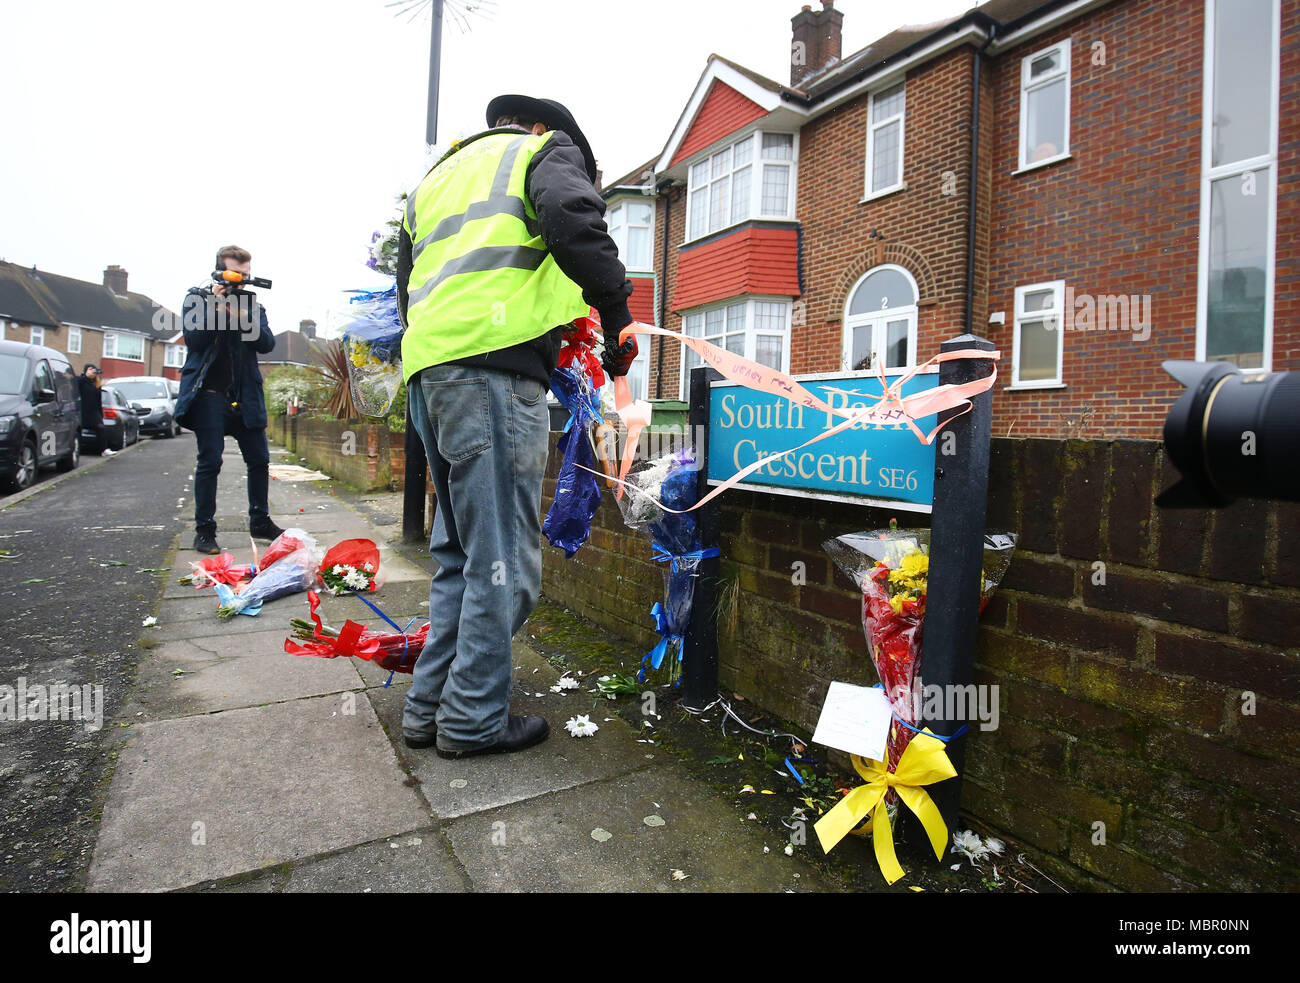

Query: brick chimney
(299, 319), (317, 339)
(791, 0), (844, 87)
(103, 264), (129, 295)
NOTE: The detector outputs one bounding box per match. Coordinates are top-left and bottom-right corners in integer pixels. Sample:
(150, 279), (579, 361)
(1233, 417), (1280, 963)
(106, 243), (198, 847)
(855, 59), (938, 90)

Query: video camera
(1157, 360), (1300, 508)
(212, 269), (273, 293)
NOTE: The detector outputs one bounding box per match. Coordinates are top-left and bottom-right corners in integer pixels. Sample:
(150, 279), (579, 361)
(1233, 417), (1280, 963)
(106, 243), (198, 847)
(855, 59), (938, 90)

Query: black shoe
(193, 532), (221, 555)
(435, 715), (550, 760)
(249, 519), (285, 541)
(403, 731), (437, 750)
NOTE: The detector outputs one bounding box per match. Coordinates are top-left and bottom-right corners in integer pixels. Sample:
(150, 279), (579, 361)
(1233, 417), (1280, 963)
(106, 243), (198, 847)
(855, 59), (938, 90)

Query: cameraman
(174, 245), (283, 554)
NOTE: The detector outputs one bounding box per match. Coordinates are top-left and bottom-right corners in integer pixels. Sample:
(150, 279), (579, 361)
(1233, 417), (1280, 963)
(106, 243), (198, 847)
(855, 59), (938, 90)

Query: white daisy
(564, 715), (599, 738)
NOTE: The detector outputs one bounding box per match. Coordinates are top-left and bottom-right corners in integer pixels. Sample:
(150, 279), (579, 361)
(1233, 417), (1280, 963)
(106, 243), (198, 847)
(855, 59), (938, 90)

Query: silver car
(105, 376), (181, 438)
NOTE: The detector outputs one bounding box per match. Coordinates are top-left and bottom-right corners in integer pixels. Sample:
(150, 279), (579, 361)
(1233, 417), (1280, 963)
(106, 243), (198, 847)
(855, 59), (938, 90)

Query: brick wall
(269, 416), (391, 491)
(540, 431), (1300, 891)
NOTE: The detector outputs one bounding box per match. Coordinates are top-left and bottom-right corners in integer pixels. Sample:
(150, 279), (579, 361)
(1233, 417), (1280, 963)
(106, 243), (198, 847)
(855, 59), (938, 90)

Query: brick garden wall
(268, 415), (392, 492)
(540, 431), (1300, 891)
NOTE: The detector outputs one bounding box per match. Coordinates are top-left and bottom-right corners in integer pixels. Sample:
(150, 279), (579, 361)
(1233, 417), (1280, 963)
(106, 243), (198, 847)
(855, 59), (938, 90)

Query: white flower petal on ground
(556, 675), (579, 690)
(141, 616), (157, 627)
(783, 844), (794, 856)
(564, 715), (599, 738)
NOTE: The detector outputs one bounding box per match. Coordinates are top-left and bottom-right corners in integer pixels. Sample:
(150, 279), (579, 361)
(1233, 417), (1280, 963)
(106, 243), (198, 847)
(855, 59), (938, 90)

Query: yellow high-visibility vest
(401, 131), (587, 383)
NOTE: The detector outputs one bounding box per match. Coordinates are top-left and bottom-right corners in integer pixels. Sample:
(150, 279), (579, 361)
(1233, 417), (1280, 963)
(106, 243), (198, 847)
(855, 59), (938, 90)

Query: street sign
(705, 370), (940, 512)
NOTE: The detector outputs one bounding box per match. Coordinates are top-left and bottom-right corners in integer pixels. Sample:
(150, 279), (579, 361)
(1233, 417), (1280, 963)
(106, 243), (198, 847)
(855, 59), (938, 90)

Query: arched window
(842, 265), (919, 373)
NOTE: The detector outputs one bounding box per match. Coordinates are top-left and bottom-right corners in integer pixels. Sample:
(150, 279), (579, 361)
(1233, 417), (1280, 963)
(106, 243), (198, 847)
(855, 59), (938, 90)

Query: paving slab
(368, 643), (653, 820)
(87, 691), (429, 892)
(131, 628), (363, 720)
(443, 765), (839, 893)
(280, 829), (466, 893)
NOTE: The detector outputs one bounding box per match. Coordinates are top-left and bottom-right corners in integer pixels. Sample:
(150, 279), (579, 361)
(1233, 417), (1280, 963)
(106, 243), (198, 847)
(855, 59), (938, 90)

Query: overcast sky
(0, 0), (974, 337)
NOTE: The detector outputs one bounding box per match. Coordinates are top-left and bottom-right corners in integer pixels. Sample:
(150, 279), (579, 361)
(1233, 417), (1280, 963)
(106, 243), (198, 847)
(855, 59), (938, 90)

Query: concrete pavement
(85, 437), (842, 893)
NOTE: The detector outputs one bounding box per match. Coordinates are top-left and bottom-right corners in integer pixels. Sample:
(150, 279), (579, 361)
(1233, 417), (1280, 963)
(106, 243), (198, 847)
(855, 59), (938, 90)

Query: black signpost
(907, 333), (996, 840)
(682, 366), (724, 708)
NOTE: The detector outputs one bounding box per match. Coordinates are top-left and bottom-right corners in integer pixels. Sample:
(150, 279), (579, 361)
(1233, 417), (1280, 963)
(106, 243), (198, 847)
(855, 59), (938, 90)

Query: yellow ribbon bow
(814, 729), (957, 884)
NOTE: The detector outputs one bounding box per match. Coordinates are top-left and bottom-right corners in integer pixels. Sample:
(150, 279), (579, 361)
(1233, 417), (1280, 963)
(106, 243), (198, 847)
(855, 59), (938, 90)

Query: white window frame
(1010, 280), (1066, 389)
(1195, 0), (1279, 373)
(863, 82), (906, 200)
(606, 197), (656, 273)
(678, 296), (793, 398)
(1017, 38), (1072, 172)
(165, 343), (186, 368)
(30, 325), (44, 347)
(683, 130), (798, 244)
(841, 264), (920, 374)
(103, 331), (145, 362)
(68, 325), (81, 354)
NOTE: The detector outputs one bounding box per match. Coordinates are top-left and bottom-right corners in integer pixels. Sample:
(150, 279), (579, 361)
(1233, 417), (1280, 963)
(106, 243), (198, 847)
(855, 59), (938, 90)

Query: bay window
(606, 198), (655, 272)
(686, 131), (796, 242)
(681, 297), (791, 395)
(103, 331), (144, 362)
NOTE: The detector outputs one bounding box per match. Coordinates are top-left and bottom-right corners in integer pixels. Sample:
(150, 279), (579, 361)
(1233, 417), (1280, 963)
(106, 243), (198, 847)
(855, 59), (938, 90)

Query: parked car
(106, 375), (180, 437)
(0, 339), (81, 492)
(81, 385), (141, 453)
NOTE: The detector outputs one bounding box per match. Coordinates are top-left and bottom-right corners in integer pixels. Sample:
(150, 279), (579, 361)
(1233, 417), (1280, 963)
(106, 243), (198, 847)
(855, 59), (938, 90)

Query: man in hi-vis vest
(396, 94), (638, 759)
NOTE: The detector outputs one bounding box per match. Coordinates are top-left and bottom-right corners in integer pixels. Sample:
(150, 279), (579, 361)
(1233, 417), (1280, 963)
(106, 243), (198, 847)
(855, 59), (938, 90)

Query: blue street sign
(706, 371), (939, 512)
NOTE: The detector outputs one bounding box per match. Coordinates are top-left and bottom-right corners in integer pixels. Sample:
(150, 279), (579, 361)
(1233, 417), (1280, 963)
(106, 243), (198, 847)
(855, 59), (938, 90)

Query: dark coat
(174, 286), (277, 430)
(77, 374), (102, 427)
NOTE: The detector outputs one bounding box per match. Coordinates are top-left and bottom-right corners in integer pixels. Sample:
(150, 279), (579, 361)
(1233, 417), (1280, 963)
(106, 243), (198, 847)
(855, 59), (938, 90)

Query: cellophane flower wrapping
(543, 360), (604, 557)
(824, 529), (1016, 774)
(619, 447), (706, 683)
(285, 591), (428, 673)
(317, 538), (382, 594)
(341, 286), (404, 418)
(216, 535), (325, 618)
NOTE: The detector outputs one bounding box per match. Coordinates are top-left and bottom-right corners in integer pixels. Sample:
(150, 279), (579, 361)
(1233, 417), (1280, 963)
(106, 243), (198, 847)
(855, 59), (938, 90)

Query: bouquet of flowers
(341, 285), (404, 418)
(178, 553), (255, 590)
(824, 522), (1016, 771)
(285, 590), (427, 674)
(543, 316), (609, 558)
(618, 446), (716, 686)
(316, 538), (382, 595)
(813, 523), (1016, 879)
(214, 530), (323, 618)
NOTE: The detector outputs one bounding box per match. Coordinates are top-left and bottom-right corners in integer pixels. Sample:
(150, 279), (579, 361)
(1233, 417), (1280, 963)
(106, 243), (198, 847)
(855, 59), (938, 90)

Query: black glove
(602, 331), (638, 378)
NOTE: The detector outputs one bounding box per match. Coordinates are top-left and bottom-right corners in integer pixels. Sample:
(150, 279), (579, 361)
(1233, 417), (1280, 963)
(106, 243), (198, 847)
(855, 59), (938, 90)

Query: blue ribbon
(650, 544), (720, 573)
(870, 683), (970, 742)
(638, 601), (684, 684)
(345, 287), (397, 305)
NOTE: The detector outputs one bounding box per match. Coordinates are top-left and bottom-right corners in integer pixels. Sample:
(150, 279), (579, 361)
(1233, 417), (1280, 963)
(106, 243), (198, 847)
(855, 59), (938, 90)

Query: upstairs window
(1198, 0), (1278, 371)
(1018, 39), (1071, 169)
(103, 331), (144, 362)
(865, 83), (906, 198)
(165, 343), (186, 368)
(68, 325), (82, 354)
(30, 325), (44, 347)
(686, 132), (796, 241)
(607, 199), (655, 272)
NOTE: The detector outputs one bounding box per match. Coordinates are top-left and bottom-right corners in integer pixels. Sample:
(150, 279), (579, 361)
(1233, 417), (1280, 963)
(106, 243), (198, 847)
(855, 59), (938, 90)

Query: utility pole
(402, 0), (443, 544)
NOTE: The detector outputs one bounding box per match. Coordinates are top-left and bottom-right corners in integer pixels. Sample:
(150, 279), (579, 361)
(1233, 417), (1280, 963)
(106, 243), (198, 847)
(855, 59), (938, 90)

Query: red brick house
(607, 0), (1297, 438)
(0, 261), (186, 381)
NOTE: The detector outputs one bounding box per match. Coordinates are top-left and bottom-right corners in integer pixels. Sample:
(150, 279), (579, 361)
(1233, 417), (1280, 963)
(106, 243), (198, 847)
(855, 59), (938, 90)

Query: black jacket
(397, 128), (633, 384)
(77, 375), (102, 427)
(174, 287), (277, 429)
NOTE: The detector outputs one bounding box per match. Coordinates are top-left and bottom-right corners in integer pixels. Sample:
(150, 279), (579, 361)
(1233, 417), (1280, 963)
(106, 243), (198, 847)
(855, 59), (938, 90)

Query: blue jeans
(403, 364), (550, 749)
(191, 390), (270, 536)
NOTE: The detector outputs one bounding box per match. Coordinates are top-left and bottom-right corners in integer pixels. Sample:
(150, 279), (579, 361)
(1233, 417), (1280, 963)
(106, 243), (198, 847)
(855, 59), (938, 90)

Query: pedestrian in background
(77, 364), (114, 457)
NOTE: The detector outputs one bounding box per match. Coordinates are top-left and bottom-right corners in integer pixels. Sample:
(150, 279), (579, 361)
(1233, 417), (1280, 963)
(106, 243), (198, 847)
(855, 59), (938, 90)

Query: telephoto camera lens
(1157, 360), (1300, 508)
